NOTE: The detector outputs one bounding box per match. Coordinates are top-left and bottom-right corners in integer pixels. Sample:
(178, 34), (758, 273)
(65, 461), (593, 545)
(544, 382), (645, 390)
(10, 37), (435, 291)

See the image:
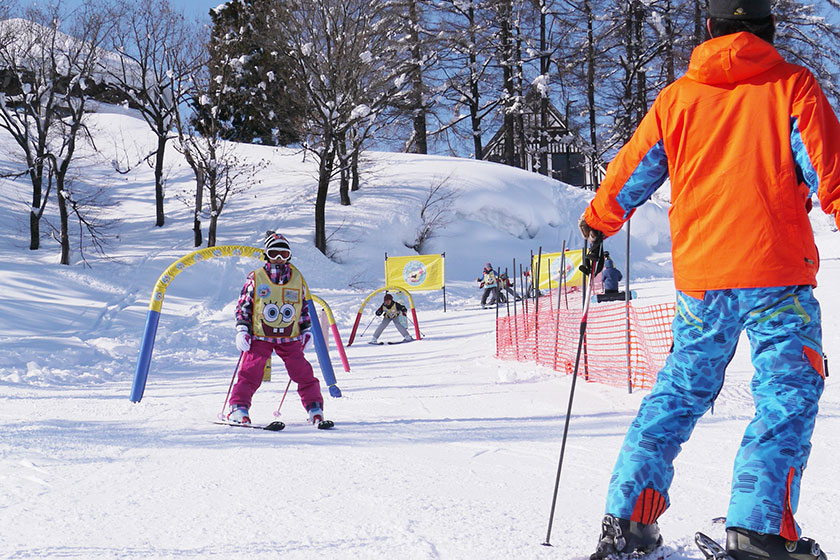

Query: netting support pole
(626, 219), (633, 394)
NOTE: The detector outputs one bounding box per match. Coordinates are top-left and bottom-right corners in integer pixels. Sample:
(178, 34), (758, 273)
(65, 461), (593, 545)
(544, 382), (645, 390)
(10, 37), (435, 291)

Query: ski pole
(543, 237), (604, 547)
(406, 317), (425, 339)
(360, 312), (377, 338)
(273, 378), (293, 418)
(218, 352), (243, 420)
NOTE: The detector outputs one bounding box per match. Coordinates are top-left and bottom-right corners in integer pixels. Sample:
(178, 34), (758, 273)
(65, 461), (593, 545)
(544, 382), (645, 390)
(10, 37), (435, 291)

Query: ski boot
(306, 402), (324, 424)
(306, 402), (334, 429)
(726, 527), (827, 560)
(590, 514), (663, 560)
(227, 404), (251, 425)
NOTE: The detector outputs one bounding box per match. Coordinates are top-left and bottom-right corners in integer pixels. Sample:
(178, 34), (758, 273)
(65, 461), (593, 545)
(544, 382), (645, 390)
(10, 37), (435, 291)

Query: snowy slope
(0, 105), (838, 559)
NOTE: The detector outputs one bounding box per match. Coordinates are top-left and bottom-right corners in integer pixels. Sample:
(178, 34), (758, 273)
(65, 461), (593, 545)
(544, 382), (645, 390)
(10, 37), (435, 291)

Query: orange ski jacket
(584, 32), (840, 292)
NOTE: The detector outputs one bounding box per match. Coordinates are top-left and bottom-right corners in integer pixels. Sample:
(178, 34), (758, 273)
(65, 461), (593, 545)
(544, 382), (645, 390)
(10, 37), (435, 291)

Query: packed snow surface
(1, 106), (838, 559)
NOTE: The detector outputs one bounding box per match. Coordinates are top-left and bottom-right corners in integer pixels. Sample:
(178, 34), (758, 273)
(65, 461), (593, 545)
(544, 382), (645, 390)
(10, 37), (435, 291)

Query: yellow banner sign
(385, 254), (445, 292)
(532, 250), (584, 290)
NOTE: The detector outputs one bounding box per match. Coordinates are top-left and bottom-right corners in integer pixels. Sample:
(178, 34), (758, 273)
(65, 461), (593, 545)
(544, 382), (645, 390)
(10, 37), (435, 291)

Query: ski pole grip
(580, 238), (604, 276)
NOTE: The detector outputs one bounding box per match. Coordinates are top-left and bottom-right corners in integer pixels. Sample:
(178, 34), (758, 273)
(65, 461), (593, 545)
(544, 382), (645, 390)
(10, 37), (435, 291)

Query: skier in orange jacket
(580, 1), (840, 559)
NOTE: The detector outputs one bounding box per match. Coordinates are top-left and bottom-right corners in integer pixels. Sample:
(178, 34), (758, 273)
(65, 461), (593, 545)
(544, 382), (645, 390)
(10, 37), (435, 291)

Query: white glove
(235, 325), (251, 352)
(301, 330), (313, 351)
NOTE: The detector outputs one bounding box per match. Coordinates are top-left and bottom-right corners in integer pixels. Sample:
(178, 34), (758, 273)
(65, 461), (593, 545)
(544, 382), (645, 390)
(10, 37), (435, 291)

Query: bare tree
(263, 0), (409, 255)
(0, 0), (117, 263)
(0, 13), (61, 250)
(171, 27), (265, 247)
(436, 0), (498, 160)
(105, 0), (197, 228)
(410, 176), (458, 252)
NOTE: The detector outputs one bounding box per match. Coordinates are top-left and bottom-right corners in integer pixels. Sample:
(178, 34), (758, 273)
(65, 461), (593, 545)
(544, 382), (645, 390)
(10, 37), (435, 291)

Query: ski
(387, 339), (413, 345)
(368, 341), (384, 345)
(587, 546), (675, 560)
(695, 532), (734, 560)
(316, 419), (335, 429)
(214, 420), (286, 431)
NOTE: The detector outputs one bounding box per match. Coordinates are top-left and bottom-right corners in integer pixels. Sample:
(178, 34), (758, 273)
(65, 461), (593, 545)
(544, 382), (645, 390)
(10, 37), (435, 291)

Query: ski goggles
(265, 248), (291, 261)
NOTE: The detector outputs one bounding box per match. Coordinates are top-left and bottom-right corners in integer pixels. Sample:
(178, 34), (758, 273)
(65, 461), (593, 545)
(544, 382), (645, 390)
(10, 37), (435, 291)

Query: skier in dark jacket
(369, 293), (413, 344)
(602, 254), (622, 293)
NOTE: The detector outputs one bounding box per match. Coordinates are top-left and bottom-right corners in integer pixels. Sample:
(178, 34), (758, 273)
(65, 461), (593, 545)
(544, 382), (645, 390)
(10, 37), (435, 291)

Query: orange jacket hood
(686, 32), (784, 85)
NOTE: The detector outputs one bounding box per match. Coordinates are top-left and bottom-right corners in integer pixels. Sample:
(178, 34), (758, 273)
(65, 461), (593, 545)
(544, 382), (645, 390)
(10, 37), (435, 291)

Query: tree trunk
(56, 178), (70, 265)
(314, 139), (335, 255)
(500, 0), (515, 167)
(338, 132), (350, 205)
(26, 150), (49, 250)
(207, 156), (218, 247)
(208, 213), (218, 247)
(29, 168), (42, 250)
(193, 171), (204, 247)
(694, 0), (704, 47)
(154, 128), (167, 227)
(351, 148), (360, 192)
(184, 148), (204, 247)
(339, 161), (350, 206)
(514, 28), (527, 170)
(408, 0), (427, 154)
(586, 0), (598, 184)
(539, 2), (548, 176)
(468, 2), (483, 160)
(664, 0), (675, 84)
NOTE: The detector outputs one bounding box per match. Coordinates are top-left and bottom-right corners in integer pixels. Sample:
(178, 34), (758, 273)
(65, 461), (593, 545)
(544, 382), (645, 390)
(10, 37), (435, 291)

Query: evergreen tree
(204, 0), (302, 145)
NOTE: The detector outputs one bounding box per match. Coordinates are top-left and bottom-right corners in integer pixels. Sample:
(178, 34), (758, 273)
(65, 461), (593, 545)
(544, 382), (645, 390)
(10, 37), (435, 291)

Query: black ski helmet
(708, 0), (771, 20)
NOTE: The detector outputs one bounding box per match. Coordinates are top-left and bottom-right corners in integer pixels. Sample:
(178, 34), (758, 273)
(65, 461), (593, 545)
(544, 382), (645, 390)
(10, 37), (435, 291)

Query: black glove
(375, 309), (383, 316)
(580, 238), (605, 277)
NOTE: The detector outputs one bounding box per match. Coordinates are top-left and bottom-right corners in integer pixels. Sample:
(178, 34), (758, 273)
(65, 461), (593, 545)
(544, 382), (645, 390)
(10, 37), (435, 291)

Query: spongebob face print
(250, 268), (304, 339)
(259, 297), (297, 337)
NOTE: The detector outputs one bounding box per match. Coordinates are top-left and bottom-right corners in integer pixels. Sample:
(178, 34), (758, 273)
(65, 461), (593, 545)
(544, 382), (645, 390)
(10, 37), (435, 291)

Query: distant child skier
(228, 231), (327, 425)
(602, 253), (622, 294)
(370, 293), (413, 344)
(477, 262), (499, 307)
(523, 267), (541, 299)
(498, 271), (518, 302)
(579, 1), (840, 558)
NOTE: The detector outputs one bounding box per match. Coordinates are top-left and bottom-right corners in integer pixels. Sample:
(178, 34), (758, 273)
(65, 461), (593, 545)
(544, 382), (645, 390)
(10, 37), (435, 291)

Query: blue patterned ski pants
(605, 286), (825, 537)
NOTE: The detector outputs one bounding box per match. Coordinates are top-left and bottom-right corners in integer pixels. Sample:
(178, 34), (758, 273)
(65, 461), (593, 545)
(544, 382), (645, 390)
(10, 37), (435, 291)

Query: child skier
(477, 262), (499, 307)
(498, 271), (518, 302)
(228, 231), (327, 425)
(601, 252), (622, 293)
(369, 293), (413, 344)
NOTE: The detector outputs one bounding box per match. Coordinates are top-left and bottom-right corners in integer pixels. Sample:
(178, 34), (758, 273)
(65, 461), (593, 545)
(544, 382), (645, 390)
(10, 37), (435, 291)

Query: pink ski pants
(230, 339), (322, 411)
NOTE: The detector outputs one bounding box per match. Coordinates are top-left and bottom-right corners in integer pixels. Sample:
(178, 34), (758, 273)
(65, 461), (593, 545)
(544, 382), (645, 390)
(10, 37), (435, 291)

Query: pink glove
(301, 330), (313, 351)
(235, 325), (251, 352)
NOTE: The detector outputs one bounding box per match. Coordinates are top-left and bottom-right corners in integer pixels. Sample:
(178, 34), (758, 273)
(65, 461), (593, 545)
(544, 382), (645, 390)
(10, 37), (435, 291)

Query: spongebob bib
(383, 303), (401, 319)
(252, 265), (306, 339)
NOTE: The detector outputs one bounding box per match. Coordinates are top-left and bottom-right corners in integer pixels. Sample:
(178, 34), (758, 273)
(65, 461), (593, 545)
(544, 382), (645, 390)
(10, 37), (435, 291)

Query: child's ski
(316, 419), (335, 429)
(214, 420), (286, 431)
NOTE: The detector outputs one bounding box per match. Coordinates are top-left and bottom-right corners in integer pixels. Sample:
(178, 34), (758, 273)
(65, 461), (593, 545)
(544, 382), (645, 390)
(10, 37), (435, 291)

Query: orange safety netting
(495, 290), (675, 391)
